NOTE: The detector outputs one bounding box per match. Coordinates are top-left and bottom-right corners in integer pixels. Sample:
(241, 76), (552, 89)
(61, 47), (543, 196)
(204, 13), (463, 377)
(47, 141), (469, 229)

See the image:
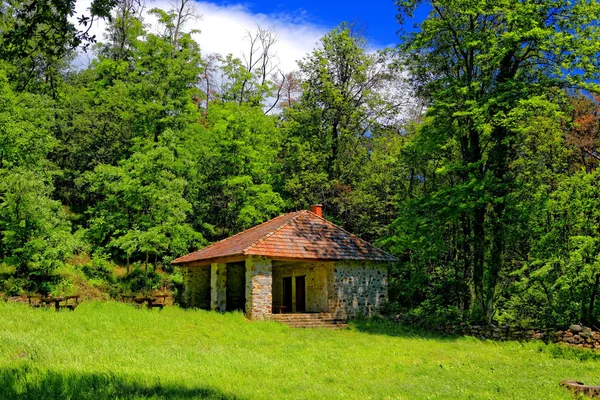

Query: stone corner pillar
(245, 256), (273, 320)
(210, 262), (227, 312)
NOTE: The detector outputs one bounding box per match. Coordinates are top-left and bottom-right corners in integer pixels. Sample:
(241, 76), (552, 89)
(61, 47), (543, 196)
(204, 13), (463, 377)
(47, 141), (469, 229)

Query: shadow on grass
(350, 317), (459, 341)
(0, 365), (241, 400)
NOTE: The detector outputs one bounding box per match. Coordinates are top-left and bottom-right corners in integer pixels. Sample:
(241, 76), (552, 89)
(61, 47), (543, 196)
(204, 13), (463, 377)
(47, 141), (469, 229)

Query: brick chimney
(311, 204), (323, 218)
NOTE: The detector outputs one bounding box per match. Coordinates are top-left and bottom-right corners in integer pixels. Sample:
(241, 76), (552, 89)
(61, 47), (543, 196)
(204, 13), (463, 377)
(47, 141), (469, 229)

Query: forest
(1, 0), (600, 329)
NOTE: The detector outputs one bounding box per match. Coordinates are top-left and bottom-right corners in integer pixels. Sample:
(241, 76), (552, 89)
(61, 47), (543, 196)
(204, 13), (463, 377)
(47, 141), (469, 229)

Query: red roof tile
(172, 210), (397, 264)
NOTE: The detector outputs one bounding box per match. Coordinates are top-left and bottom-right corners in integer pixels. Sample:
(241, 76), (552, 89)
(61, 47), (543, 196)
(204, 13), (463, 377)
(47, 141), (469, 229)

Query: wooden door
(295, 276), (306, 312)
(282, 277), (293, 313)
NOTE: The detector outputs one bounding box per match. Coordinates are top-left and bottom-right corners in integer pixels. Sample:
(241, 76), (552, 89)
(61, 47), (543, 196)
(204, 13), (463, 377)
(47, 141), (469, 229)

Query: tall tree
(280, 25), (406, 231)
(0, 0), (116, 93)
(394, 0), (600, 321)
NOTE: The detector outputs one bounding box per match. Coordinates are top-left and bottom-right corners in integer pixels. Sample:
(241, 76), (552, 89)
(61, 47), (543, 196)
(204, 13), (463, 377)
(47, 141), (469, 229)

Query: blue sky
(211, 0), (403, 47)
(76, 0), (429, 71)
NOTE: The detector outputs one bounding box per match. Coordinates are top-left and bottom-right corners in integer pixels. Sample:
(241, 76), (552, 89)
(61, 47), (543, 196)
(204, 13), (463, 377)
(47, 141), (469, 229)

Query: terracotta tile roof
(172, 210), (397, 264)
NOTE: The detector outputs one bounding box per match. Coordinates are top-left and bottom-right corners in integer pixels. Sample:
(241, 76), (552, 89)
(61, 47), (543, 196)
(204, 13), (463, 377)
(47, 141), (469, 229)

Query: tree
(394, 0), (600, 321)
(85, 139), (204, 266)
(567, 93), (600, 173)
(0, 0), (116, 93)
(0, 69), (75, 280)
(51, 6), (203, 208)
(279, 25), (406, 230)
(205, 25), (283, 110)
(194, 102), (284, 238)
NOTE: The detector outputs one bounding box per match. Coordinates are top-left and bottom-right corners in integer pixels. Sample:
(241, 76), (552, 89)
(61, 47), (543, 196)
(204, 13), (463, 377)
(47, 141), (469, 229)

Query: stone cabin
(172, 205), (397, 320)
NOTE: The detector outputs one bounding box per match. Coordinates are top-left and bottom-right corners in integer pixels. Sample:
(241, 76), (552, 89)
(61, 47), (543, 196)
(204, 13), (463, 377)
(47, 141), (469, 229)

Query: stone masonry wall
(210, 263), (227, 312)
(441, 323), (600, 349)
(272, 261), (329, 313)
(181, 266), (210, 309)
(245, 256), (272, 320)
(332, 261), (388, 320)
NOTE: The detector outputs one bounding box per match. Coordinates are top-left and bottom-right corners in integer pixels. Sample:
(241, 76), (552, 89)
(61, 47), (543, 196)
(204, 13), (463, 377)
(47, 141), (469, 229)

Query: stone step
(275, 320), (345, 324)
(285, 323), (350, 329)
(271, 315), (337, 320)
(272, 313), (335, 318)
(272, 313), (349, 329)
(273, 316), (338, 319)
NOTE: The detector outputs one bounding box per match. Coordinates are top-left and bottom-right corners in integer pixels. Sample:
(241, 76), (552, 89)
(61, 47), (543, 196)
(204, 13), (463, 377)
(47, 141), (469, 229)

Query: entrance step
(272, 313), (349, 329)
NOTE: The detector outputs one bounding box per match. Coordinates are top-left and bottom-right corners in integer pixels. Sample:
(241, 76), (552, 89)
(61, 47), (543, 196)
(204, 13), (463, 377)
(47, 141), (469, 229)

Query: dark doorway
(282, 277), (293, 313)
(226, 263), (245, 311)
(295, 276), (306, 312)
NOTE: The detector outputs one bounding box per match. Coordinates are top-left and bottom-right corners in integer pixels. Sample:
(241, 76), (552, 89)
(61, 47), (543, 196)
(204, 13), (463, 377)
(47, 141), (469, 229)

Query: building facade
(173, 206), (395, 320)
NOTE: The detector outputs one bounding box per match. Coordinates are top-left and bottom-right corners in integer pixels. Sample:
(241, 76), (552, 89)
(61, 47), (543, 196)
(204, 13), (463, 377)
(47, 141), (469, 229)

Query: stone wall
(245, 256), (272, 320)
(441, 323), (600, 349)
(181, 266), (211, 309)
(332, 261), (388, 320)
(272, 261), (330, 313)
(210, 263), (227, 312)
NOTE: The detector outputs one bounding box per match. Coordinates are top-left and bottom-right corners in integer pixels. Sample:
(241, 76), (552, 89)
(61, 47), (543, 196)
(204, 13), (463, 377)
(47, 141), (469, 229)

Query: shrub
(51, 278), (77, 297)
(0, 276), (26, 296)
(81, 256), (114, 283)
(120, 265), (161, 294)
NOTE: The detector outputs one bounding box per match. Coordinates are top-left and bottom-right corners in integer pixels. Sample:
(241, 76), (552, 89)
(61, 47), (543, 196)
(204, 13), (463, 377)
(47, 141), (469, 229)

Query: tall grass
(0, 301), (597, 399)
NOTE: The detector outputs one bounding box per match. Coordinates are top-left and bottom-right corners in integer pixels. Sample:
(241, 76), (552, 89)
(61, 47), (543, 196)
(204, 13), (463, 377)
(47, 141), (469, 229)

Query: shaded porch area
(180, 261), (246, 312)
(271, 260), (334, 314)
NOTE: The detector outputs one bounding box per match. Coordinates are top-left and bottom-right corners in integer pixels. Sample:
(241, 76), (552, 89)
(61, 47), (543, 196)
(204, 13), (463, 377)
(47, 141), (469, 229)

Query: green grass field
(0, 302), (597, 399)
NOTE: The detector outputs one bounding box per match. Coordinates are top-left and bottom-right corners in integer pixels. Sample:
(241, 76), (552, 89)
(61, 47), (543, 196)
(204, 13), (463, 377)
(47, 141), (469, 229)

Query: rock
(570, 324), (583, 333)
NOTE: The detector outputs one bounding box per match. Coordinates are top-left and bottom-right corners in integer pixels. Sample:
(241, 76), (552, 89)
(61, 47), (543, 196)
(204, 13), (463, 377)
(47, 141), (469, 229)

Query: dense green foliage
(1, 0), (600, 329)
(2, 301), (600, 399)
(386, 0), (600, 326)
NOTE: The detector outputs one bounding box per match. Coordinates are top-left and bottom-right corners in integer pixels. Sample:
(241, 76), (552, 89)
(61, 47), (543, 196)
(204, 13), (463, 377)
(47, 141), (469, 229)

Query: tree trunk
(473, 204), (486, 318)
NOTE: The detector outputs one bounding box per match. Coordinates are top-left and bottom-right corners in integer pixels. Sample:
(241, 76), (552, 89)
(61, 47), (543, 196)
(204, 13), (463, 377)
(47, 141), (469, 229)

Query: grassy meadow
(0, 301), (598, 399)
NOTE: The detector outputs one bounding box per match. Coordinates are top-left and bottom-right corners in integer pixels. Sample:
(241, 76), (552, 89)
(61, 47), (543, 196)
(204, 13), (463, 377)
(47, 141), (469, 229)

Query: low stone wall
(441, 323), (600, 349)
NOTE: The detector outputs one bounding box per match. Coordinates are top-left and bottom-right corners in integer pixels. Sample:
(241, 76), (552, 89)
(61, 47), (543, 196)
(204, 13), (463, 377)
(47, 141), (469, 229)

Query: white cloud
(73, 0), (327, 72)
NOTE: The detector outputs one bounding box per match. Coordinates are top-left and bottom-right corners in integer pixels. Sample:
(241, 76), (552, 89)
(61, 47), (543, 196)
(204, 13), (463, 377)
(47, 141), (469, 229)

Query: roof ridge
(241, 210), (307, 254)
(172, 210), (303, 264)
(304, 211), (397, 261)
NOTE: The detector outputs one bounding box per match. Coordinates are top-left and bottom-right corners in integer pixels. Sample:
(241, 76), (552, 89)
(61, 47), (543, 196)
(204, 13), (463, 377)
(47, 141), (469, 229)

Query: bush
(81, 256), (114, 283)
(51, 278), (77, 297)
(170, 269), (184, 305)
(0, 276), (27, 296)
(120, 265), (161, 294)
(381, 300), (464, 329)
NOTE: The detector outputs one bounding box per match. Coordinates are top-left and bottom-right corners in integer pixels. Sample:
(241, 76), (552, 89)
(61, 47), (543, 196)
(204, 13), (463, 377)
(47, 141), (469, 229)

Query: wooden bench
(26, 295), (42, 308)
(39, 295), (80, 311)
(61, 295), (80, 311)
(121, 294), (137, 303)
(134, 296), (165, 310)
(150, 294), (168, 309)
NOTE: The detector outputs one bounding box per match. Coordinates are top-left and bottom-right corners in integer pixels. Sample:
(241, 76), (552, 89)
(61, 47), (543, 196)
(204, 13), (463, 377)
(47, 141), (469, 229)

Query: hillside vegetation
(1, 302), (599, 399)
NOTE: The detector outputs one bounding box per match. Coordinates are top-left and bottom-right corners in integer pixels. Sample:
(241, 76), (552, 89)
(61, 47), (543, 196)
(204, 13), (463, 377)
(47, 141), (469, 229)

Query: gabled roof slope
(172, 210), (397, 264)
